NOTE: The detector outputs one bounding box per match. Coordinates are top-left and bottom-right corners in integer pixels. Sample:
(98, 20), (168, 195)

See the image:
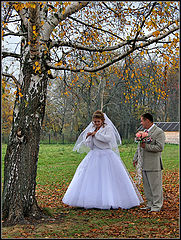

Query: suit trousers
(142, 170), (163, 211)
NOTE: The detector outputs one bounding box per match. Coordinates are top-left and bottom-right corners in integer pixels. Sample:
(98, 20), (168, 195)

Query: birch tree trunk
(2, 4), (48, 225)
(2, 60), (48, 224)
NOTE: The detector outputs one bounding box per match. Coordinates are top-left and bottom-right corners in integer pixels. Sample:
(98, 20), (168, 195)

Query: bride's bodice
(73, 115), (121, 156)
(85, 125), (116, 152)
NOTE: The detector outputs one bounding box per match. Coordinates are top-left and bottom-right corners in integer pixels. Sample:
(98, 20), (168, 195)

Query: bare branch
(3, 26), (27, 37)
(49, 39), (128, 52)
(4, 18), (21, 23)
(68, 16), (124, 41)
(2, 51), (21, 59)
(3, 32), (26, 37)
(2, 72), (21, 89)
(132, 2), (157, 49)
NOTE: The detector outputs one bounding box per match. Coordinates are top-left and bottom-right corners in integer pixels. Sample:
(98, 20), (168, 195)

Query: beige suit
(133, 124), (165, 211)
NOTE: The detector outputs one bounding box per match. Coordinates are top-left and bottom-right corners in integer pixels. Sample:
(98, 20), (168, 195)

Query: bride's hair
(92, 110), (106, 127)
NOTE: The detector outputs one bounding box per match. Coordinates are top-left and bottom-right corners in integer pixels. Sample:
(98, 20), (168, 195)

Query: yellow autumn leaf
(30, 3), (36, 8)
(36, 66), (40, 71)
(175, 20), (179, 26)
(55, 61), (63, 66)
(147, 21), (153, 27)
(19, 92), (23, 97)
(152, 31), (160, 37)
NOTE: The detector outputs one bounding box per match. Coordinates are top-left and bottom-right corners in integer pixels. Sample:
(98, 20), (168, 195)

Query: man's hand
(133, 160), (137, 167)
(141, 142), (146, 148)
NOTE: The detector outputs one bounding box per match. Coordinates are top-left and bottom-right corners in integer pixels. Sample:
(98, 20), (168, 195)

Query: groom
(133, 113), (165, 213)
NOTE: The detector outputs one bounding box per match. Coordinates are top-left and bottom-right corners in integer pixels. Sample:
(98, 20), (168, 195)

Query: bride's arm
(85, 134), (93, 149)
(94, 126), (113, 143)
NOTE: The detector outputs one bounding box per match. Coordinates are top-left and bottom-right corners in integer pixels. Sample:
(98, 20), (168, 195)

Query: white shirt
(146, 123), (155, 133)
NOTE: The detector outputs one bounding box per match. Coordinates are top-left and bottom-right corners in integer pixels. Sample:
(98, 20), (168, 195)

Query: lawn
(1, 143), (179, 238)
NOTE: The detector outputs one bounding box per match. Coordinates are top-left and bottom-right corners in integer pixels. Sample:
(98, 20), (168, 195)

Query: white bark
(41, 1), (89, 41)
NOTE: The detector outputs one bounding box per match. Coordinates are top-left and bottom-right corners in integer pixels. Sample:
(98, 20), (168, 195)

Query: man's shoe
(140, 206), (151, 210)
(148, 209), (161, 213)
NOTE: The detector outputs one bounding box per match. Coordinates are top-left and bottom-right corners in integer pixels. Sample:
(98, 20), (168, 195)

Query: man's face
(141, 117), (149, 129)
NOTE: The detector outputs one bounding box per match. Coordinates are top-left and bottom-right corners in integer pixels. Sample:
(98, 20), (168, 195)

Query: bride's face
(93, 118), (103, 129)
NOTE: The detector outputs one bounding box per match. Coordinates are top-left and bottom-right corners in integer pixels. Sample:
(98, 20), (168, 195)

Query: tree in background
(1, 1), (179, 224)
(43, 54), (179, 141)
(166, 63), (179, 122)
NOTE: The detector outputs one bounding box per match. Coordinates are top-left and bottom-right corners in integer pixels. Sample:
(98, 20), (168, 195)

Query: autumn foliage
(2, 143), (179, 238)
(2, 170), (179, 238)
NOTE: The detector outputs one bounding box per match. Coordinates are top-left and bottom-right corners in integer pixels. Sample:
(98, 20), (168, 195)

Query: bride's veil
(73, 113), (122, 155)
(73, 121), (94, 153)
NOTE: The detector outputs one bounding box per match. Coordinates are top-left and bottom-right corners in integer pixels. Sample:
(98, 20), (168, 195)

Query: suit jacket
(133, 125), (165, 171)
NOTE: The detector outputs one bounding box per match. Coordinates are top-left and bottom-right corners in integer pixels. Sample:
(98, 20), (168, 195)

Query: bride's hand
(91, 131), (97, 136)
(86, 132), (92, 138)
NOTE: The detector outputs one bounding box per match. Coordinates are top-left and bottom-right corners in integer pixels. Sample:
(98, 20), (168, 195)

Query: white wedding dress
(62, 122), (143, 209)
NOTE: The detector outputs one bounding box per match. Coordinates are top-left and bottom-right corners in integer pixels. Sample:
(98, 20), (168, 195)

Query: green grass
(1, 143), (179, 185)
(1, 143), (179, 239)
(2, 143), (179, 185)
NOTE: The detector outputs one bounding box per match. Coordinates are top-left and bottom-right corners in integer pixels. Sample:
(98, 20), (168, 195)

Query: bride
(62, 110), (143, 209)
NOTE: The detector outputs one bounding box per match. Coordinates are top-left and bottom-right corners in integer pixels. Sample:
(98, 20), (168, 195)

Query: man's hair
(141, 113), (153, 123)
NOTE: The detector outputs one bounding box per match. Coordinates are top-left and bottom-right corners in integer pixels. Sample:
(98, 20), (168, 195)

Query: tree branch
(3, 27), (27, 37)
(49, 39), (128, 52)
(68, 16), (124, 41)
(2, 51), (21, 59)
(46, 25), (179, 73)
(42, 1), (89, 41)
(2, 72), (21, 89)
(49, 19), (179, 53)
(132, 2), (157, 49)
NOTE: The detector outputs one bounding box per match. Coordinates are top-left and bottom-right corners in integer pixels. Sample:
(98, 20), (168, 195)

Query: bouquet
(135, 131), (152, 144)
